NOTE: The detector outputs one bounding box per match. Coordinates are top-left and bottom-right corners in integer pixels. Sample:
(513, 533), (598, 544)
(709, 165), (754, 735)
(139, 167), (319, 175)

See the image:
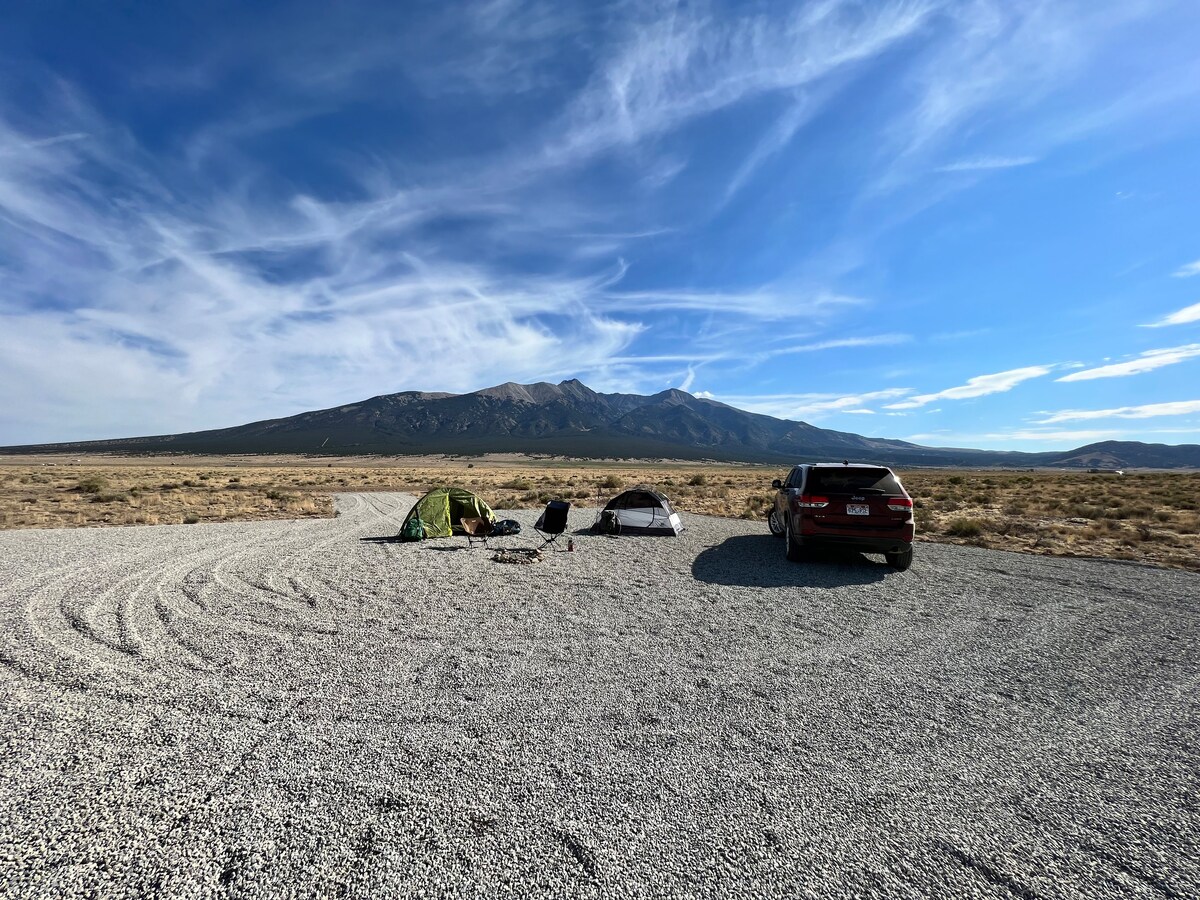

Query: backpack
(492, 519), (521, 537)
(400, 516), (425, 542)
(595, 510), (621, 535)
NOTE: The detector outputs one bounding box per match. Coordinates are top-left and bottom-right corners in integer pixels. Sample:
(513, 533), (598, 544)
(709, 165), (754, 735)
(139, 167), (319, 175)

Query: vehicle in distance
(768, 462), (914, 571)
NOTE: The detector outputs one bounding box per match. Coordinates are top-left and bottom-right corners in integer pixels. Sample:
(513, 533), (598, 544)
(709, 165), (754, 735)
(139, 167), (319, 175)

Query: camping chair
(534, 500), (571, 551)
(460, 517), (493, 548)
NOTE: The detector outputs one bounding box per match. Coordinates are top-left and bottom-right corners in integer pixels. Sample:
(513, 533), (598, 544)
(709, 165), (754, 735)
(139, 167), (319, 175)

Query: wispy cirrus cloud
(607, 333), (911, 375)
(884, 365), (1054, 410)
(722, 93), (819, 203)
(766, 334), (912, 356)
(708, 389), (913, 421)
(905, 429), (1120, 444)
(598, 288), (862, 320)
(995, 429), (1119, 442)
(1057, 344), (1200, 381)
(1144, 301), (1200, 327)
(936, 155), (1038, 172)
(1038, 400), (1200, 424)
(1172, 259), (1200, 278)
(545, 1), (935, 168)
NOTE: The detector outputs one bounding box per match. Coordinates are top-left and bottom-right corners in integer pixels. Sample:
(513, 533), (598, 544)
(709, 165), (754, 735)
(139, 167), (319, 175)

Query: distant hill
(4, 379), (1199, 468)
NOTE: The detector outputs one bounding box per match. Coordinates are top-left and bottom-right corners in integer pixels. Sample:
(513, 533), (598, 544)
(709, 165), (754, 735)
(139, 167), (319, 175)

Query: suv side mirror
(771, 479), (782, 489)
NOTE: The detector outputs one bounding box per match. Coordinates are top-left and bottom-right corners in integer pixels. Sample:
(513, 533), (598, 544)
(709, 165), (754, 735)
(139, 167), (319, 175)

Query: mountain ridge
(3, 379), (1198, 468)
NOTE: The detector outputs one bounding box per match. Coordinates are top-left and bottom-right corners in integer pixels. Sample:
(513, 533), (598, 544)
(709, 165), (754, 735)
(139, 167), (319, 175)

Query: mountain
(3, 379), (1199, 468)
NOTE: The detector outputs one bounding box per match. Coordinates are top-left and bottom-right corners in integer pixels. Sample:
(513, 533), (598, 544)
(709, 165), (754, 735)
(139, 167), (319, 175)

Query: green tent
(399, 487), (495, 540)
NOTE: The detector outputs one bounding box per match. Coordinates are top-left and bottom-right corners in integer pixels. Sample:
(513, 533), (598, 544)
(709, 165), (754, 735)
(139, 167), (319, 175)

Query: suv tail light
(887, 497), (913, 512)
(796, 494), (830, 508)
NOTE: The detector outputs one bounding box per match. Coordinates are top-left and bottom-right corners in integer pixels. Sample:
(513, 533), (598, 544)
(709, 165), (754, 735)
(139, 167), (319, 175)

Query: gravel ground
(1, 492), (1197, 899)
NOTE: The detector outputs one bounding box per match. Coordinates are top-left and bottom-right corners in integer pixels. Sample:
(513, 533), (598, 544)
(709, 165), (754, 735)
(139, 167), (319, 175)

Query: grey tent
(598, 487), (683, 536)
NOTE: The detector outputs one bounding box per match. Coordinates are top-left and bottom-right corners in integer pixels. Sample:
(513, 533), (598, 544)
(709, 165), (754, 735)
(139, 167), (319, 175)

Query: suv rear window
(807, 467), (903, 495)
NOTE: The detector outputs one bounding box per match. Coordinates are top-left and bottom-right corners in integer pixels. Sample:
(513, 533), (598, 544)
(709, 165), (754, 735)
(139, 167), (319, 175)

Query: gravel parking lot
(1, 492), (1197, 899)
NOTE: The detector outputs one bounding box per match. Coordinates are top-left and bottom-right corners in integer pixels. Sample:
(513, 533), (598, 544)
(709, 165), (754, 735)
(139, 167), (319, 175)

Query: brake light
(796, 494), (829, 508)
(887, 497), (913, 511)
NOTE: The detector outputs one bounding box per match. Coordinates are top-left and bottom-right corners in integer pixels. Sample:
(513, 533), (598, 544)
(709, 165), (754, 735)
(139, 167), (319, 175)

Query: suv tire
(768, 509), (785, 538)
(786, 521), (805, 562)
(886, 547), (913, 571)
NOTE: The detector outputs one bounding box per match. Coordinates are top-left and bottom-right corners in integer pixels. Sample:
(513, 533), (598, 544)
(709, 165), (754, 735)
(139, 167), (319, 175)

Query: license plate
(847, 504), (870, 516)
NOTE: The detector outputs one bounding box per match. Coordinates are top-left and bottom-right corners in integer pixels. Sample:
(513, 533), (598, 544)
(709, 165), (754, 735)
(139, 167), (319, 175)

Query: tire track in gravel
(0, 493), (410, 712)
(189, 494), (391, 638)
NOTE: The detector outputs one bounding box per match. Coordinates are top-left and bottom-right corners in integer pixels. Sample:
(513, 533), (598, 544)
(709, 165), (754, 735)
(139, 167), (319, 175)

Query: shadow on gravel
(692, 534), (891, 588)
(359, 536), (401, 543)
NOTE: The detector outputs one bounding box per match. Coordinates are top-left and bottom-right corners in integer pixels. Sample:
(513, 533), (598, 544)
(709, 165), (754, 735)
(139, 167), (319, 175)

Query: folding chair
(460, 517), (493, 548)
(533, 500), (571, 551)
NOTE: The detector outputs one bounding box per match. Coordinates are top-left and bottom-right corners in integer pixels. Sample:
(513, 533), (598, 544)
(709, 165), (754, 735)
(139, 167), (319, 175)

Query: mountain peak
(472, 379), (601, 404)
(473, 382), (539, 402)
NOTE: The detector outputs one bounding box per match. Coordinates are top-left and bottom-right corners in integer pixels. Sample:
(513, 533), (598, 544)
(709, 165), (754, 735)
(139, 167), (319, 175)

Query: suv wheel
(768, 509), (785, 538)
(886, 547), (913, 571)
(786, 522), (805, 562)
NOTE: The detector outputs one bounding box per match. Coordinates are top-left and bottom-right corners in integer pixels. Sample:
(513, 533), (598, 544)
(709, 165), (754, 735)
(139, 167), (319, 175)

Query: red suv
(769, 463), (914, 570)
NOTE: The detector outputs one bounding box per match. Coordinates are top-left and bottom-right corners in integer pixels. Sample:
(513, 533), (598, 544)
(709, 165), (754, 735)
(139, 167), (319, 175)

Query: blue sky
(2, 0), (1200, 450)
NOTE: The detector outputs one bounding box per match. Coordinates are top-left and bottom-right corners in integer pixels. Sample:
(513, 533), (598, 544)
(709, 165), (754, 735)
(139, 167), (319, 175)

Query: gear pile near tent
(596, 487), (684, 536)
(399, 487), (495, 541)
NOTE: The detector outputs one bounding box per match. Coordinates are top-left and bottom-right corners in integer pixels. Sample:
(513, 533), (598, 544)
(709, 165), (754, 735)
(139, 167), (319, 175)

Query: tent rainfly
(399, 487), (495, 540)
(600, 487), (684, 536)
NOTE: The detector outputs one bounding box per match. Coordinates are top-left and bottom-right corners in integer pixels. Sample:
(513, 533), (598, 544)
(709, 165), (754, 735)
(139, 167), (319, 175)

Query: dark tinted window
(785, 467), (804, 488)
(807, 467), (902, 494)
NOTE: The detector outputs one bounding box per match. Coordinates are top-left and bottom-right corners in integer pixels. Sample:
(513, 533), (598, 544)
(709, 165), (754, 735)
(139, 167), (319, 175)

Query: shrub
(600, 475), (621, 490)
(1106, 505), (1151, 520)
(90, 492), (127, 503)
(743, 495), (770, 512)
(502, 479), (533, 491)
(688, 473), (707, 486)
(74, 475), (109, 494)
(945, 518), (984, 538)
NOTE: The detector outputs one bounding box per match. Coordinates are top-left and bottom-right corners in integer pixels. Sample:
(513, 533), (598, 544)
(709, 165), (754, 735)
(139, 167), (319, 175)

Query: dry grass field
(1, 454), (1197, 571)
